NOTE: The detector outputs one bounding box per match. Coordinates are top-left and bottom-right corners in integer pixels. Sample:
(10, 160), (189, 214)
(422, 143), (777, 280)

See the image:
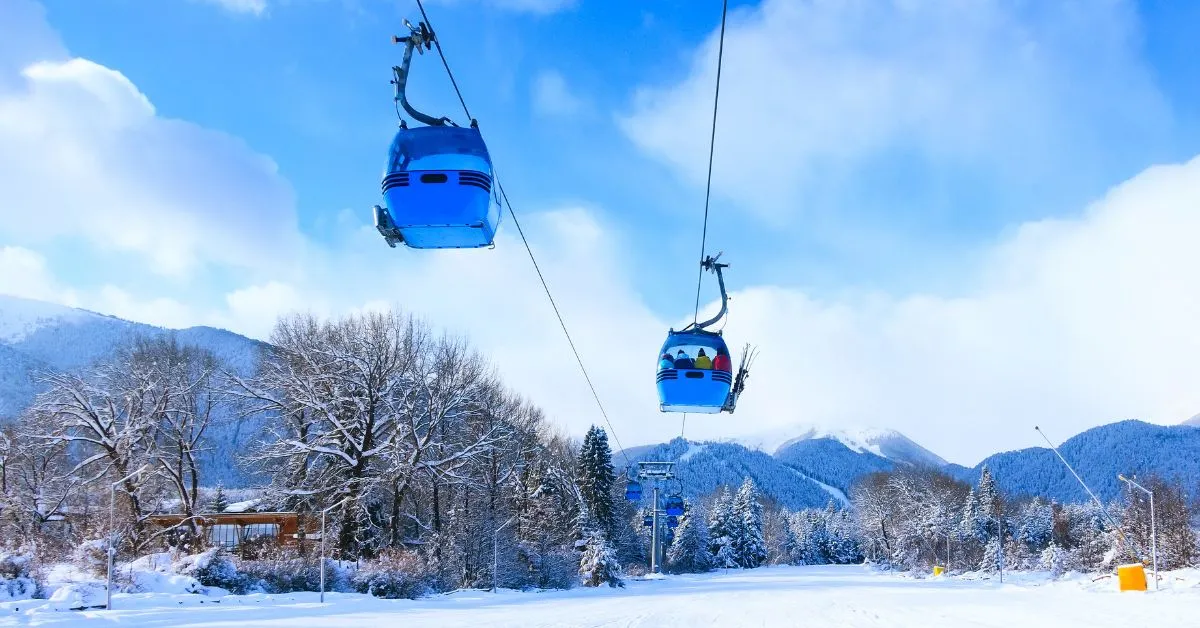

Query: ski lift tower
(637, 461), (676, 574)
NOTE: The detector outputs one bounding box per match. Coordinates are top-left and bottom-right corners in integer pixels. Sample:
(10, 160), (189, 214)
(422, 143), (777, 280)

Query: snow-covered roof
(223, 499), (262, 513)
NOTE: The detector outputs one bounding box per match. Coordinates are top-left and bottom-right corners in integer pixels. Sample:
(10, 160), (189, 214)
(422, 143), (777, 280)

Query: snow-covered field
(3, 565), (1197, 627)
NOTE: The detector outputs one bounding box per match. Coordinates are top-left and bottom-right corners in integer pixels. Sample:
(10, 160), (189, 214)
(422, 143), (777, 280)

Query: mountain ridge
(6, 294), (1200, 505)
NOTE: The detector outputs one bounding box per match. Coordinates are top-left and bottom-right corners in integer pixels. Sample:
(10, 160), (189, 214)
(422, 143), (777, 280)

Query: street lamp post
(319, 495), (353, 603)
(1118, 474), (1158, 591)
(107, 464), (150, 611)
(493, 515), (518, 593)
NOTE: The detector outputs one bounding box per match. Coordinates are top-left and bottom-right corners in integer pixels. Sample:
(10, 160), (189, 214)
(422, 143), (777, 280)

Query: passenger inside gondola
(694, 348), (712, 369)
(712, 346), (732, 372)
(676, 348), (696, 369)
(673, 349), (694, 369)
(660, 353), (674, 370)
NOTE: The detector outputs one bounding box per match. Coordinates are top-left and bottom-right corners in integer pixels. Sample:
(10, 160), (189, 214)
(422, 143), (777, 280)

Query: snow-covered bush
(515, 543), (577, 590)
(237, 547), (330, 594)
(578, 529), (623, 588)
(352, 549), (432, 599)
(0, 552), (43, 601)
(1039, 542), (1067, 576)
(71, 539), (110, 578)
(177, 549), (252, 594)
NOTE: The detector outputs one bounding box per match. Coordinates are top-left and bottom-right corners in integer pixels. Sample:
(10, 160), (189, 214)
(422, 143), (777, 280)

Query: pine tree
(733, 478), (767, 569)
(778, 510), (799, 565)
(707, 487), (738, 568)
(1038, 542), (1066, 576)
(980, 537), (1002, 573)
(976, 466), (1000, 522)
(666, 501), (711, 574)
(210, 482), (229, 513)
(576, 426), (615, 534)
(579, 527), (623, 587)
(959, 488), (981, 541)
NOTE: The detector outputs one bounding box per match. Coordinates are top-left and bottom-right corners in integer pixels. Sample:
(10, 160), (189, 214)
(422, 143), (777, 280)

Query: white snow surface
(775, 426), (905, 457)
(3, 564), (1197, 627)
(223, 499), (262, 513)
(787, 467), (850, 507)
(0, 294), (93, 343)
(678, 442), (707, 462)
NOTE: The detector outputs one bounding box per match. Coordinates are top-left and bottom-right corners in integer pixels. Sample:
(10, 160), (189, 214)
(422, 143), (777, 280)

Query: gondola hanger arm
(391, 20), (457, 127)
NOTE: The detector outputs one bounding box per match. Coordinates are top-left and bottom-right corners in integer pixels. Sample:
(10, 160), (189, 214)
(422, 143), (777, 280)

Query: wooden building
(147, 512), (307, 548)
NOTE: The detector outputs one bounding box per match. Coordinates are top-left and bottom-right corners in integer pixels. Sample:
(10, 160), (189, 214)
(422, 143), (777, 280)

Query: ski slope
(4, 565), (1196, 627)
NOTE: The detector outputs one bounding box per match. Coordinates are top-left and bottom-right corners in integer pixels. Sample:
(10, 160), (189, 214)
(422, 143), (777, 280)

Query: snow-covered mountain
(618, 438), (849, 511)
(614, 425), (949, 510)
(0, 294), (267, 485)
(773, 426), (947, 468)
(945, 419), (1200, 502)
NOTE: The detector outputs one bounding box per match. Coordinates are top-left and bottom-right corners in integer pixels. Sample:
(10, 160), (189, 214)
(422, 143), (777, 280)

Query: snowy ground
(3, 565), (1197, 627)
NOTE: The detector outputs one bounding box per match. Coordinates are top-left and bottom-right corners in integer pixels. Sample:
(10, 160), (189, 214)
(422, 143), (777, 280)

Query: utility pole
(1118, 474), (1158, 591)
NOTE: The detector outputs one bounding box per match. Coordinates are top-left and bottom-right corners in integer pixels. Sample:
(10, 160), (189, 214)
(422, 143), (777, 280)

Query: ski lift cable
(412, 0), (632, 465)
(691, 0), (729, 328)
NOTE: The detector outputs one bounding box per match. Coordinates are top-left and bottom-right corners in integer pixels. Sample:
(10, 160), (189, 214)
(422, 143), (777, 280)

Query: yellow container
(932, 565), (945, 576)
(1117, 563), (1147, 591)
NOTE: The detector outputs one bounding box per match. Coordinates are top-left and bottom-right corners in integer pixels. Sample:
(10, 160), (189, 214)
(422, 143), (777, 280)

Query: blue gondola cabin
(378, 125), (501, 249)
(656, 329), (733, 413)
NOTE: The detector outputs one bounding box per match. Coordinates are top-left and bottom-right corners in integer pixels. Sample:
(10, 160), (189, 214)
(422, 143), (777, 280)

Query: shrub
(71, 539), (110, 578)
(177, 549), (253, 594)
(352, 549), (432, 599)
(236, 546), (331, 594)
(0, 552), (43, 601)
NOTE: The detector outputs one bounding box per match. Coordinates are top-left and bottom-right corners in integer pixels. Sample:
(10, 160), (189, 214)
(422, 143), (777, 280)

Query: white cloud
(691, 155), (1200, 464)
(532, 70), (586, 118)
(0, 57), (303, 278)
(621, 0), (1169, 222)
(0, 246), (78, 305)
(195, 0), (267, 16)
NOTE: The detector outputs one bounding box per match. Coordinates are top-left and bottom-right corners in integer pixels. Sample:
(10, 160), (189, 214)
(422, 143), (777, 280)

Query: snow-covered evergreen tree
(1013, 498), (1053, 567)
(666, 501), (710, 574)
(209, 482), (229, 513)
(576, 426), (615, 534)
(980, 537), (1002, 573)
(707, 487), (738, 568)
(578, 527), (623, 587)
(733, 478), (767, 568)
(959, 488), (981, 541)
(1038, 542), (1066, 576)
(976, 466), (1001, 522)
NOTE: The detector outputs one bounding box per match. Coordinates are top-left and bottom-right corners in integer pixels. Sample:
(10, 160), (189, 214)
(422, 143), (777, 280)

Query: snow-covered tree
(666, 500), (710, 574)
(1039, 542), (1066, 576)
(578, 527), (623, 587)
(976, 466), (1001, 522)
(229, 312), (503, 556)
(209, 482), (229, 513)
(576, 426), (615, 535)
(31, 337), (191, 551)
(146, 337), (222, 539)
(707, 487), (738, 568)
(733, 478), (767, 568)
(1119, 475), (1196, 570)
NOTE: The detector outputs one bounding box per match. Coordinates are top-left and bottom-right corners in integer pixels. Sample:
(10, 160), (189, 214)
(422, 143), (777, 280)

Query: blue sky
(4, 0), (1200, 464)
